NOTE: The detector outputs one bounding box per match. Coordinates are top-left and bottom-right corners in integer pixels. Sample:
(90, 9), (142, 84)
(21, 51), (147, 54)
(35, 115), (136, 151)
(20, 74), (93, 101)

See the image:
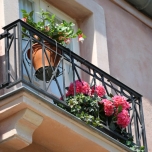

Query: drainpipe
(126, 0), (152, 18)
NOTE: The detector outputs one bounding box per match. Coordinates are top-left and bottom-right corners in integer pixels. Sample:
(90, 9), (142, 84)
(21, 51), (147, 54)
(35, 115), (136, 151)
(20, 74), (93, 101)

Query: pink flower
(78, 34), (84, 43)
(66, 80), (91, 96)
(112, 95), (130, 110)
(102, 99), (114, 116)
(64, 38), (71, 44)
(22, 17), (27, 22)
(116, 110), (130, 128)
(58, 36), (64, 40)
(91, 85), (106, 97)
(45, 26), (50, 32)
(81, 81), (91, 95)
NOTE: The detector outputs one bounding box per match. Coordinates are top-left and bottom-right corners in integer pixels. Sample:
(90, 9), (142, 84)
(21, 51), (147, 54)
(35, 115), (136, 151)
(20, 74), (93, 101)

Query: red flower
(112, 95), (130, 110)
(116, 109), (130, 128)
(91, 85), (106, 97)
(102, 99), (114, 116)
(66, 80), (91, 96)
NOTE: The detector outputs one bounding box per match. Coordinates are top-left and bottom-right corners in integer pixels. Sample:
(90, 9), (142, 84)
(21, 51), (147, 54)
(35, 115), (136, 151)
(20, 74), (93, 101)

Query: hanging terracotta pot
(27, 41), (61, 81)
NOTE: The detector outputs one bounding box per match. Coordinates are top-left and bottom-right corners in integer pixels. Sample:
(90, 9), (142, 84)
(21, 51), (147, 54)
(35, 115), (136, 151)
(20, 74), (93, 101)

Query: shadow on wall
(80, 14), (94, 83)
(0, 53), (18, 95)
(0, 54), (4, 95)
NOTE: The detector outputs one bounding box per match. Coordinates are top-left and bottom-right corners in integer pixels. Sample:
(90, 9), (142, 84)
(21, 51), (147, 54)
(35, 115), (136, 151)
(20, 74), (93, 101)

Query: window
(19, 0), (80, 97)
(19, 0), (34, 18)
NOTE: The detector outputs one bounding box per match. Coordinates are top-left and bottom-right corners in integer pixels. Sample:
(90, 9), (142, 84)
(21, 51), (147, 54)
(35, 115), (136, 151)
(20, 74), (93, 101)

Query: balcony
(0, 20), (147, 152)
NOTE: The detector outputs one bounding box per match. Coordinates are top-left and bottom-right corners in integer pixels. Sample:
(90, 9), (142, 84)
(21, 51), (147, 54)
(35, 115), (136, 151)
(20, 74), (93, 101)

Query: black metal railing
(0, 19), (147, 151)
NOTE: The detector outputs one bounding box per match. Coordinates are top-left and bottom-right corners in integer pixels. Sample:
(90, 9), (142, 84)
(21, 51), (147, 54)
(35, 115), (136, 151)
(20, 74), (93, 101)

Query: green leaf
(109, 121), (116, 131)
(29, 11), (34, 17)
(21, 9), (27, 14)
(68, 22), (75, 27)
(140, 146), (145, 150)
(126, 141), (132, 146)
(109, 93), (114, 98)
(118, 105), (122, 113)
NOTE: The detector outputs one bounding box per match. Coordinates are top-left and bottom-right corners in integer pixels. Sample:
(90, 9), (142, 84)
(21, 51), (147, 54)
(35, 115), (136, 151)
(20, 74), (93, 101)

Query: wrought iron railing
(0, 19), (147, 151)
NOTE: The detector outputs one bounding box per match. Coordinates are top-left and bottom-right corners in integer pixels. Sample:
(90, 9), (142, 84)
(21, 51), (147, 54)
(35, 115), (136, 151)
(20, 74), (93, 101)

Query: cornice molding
(111, 0), (152, 28)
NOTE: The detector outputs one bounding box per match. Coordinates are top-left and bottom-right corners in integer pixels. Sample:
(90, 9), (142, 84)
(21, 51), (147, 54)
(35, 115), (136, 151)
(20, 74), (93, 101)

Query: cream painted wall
(4, 0), (20, 24)
(0, 0), (5, 95)
(93, 0), (152, 151)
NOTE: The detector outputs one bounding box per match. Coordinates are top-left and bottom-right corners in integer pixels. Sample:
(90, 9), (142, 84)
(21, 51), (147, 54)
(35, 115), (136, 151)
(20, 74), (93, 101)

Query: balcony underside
(0, 86), (131, 152)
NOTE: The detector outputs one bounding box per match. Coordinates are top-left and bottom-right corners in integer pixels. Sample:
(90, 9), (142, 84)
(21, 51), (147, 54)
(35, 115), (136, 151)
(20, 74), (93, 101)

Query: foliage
(66, 93), (102, 127)
(63, 80), (130, 129)
(21, 9), (86, 45)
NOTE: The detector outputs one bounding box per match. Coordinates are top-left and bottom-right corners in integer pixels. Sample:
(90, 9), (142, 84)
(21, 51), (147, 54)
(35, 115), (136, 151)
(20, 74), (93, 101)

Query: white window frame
(25, 0), (80, 55)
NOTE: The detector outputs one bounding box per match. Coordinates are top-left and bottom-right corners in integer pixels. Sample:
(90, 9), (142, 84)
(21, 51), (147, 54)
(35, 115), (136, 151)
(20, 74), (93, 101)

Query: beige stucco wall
(93, 0), (152, 151)
(0, 0), (5, 95)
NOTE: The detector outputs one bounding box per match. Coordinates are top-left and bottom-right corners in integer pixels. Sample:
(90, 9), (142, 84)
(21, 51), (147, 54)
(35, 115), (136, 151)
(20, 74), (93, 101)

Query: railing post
(5, 30), (9, 85)
(17, 21), (23, 81)
(139, 97), (148, 152)
(13, 26), (17, 80)
(71, 57), (76, 96)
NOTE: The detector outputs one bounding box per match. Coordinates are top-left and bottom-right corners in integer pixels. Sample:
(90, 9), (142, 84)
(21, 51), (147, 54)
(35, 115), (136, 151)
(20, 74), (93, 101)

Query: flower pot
(27, 41), (61, 81)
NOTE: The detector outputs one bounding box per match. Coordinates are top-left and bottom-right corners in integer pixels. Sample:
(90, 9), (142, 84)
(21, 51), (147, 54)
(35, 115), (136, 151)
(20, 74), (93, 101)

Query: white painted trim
(111, 0), (152, 28)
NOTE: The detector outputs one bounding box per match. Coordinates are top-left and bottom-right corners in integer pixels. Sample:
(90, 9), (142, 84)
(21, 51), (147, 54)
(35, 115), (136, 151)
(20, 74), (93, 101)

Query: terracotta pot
(27, 41), (61, 81)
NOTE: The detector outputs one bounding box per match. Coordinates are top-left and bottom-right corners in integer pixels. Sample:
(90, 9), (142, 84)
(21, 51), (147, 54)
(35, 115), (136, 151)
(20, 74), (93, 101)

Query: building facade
(0, 0), (151, 151)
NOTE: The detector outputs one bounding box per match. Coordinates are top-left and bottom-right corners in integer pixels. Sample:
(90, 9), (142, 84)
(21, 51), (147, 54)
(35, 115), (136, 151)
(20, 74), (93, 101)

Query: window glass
(19, 0), (34, 18)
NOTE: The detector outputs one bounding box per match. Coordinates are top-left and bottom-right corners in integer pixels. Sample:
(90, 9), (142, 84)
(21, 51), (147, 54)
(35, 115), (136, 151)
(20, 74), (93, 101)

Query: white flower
(78, 37), (84, 43)
(64, 38), (71, 44)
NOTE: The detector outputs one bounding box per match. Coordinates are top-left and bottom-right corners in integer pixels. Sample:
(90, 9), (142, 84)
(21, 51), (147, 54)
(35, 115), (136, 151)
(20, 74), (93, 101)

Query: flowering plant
(60, 80), (144, 151)
(21, 10), (86, 45)
(62, 80), (130, 129)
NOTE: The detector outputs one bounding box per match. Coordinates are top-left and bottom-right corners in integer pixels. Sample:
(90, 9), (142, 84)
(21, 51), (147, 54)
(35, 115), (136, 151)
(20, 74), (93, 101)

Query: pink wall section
(94, 0), (152, 151)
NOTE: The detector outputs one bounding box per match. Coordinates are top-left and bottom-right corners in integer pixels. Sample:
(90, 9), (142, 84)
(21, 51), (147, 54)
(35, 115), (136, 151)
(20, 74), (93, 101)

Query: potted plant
(21, 10), (86, 81)
(60, 80), (144, 151)
(62, 80), (130, 129)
